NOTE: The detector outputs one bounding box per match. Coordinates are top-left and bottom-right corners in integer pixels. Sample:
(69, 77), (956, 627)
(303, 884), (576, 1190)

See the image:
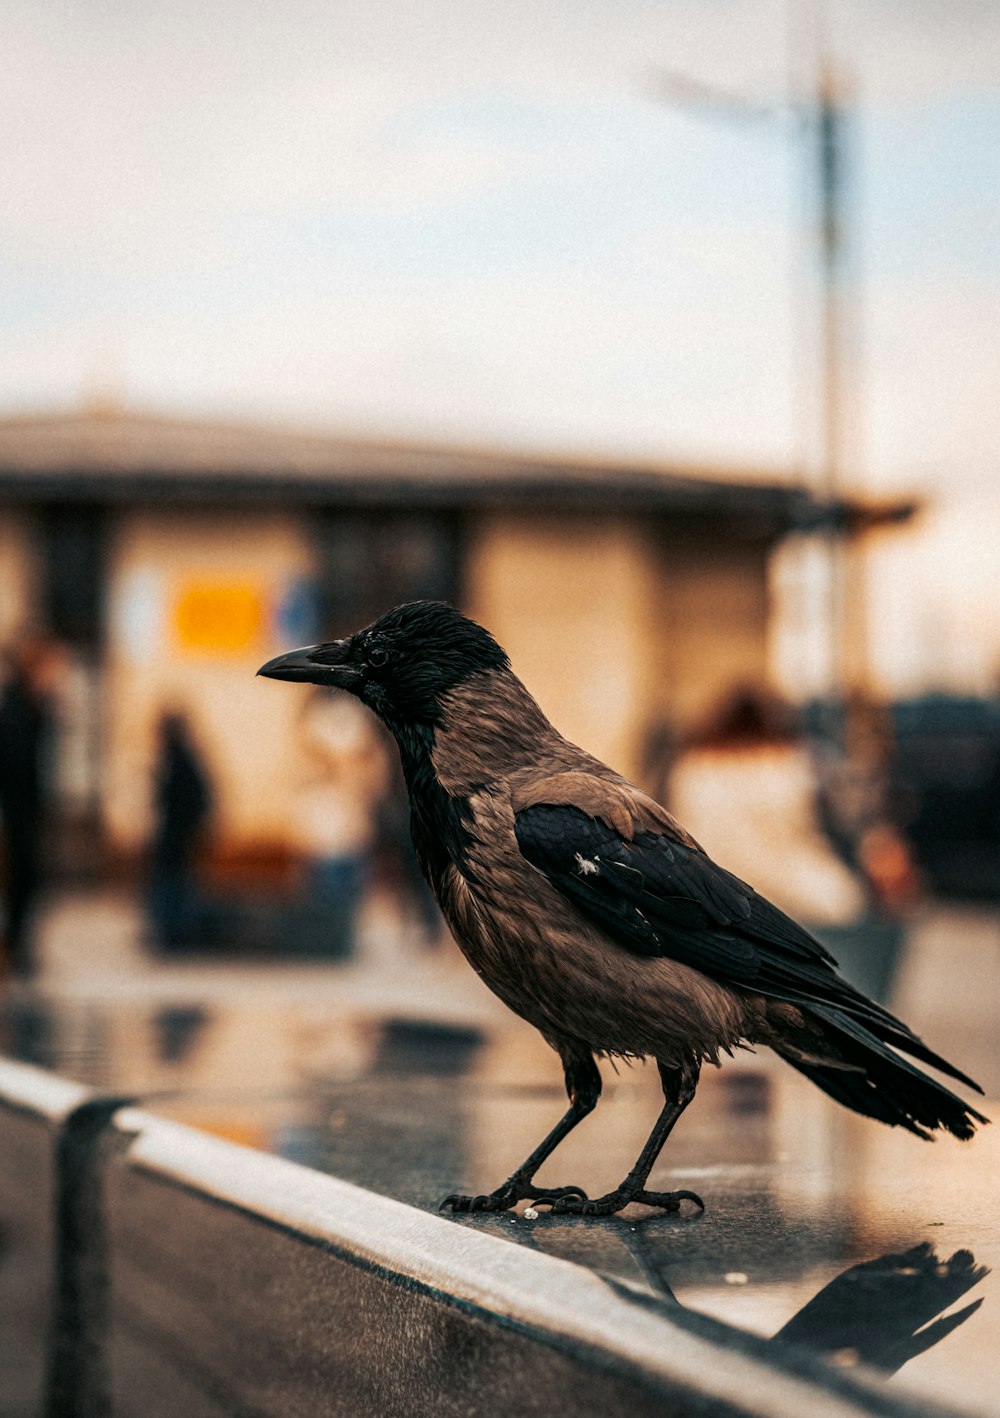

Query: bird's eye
(367, 644), (389, 668)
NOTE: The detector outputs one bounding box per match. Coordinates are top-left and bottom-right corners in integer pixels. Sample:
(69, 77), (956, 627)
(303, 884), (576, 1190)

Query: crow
(259, 601), (987, 1217)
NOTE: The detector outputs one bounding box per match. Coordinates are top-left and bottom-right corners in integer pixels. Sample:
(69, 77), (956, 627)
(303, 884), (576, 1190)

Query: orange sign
(173, 580), (266, 653)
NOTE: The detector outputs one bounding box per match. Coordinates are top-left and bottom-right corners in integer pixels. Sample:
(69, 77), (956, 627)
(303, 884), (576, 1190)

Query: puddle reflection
(771, 1242), (987, 1374)
(510, 1216), (987, 1390)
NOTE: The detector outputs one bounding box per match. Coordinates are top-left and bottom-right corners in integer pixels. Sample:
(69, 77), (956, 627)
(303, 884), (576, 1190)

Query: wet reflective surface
(2, 981), (997, 1417)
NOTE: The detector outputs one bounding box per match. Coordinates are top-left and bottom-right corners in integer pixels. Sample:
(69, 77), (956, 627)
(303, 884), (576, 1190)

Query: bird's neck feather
(431, 669), (566, 794)
(388, 669), (567, 896)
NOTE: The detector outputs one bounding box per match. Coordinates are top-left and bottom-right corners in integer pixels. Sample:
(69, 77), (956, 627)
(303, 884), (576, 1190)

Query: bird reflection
(602, 1229), (988, 1378)
(505, 1216), (987, 1381)
(772, 1242), (987, 1374)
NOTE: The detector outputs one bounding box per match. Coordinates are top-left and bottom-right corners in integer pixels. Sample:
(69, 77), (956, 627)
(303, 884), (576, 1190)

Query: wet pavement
(2, 890), (998, 1415)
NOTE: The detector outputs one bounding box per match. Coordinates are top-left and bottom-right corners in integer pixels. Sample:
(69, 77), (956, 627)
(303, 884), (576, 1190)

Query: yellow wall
(103, 511), (318, 850)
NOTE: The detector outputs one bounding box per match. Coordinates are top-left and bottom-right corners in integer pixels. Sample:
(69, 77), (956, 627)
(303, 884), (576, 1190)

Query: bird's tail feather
(817, 979), (985, 1095)
(776, 1005), (989, 1142)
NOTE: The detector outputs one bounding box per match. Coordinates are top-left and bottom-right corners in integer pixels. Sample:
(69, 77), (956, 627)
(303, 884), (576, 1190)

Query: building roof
(0, 405), (912, 537)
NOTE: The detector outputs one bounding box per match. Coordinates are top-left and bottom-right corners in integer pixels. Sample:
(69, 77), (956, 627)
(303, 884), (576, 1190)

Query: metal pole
(817, 59), (849, 737)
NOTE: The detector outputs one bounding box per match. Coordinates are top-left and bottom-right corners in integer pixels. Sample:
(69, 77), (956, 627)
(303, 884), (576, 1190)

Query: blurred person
(668, 684), (909, 1001)
(667, 684), (868, 926)
(815, 691), (918, 911)
(0, 637), (63, 978)
(147, 710), (214, 951)
(291, 687), (389, 958)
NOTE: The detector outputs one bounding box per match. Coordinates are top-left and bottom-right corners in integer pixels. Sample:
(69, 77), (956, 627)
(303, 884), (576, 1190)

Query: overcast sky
(4, 0), (1000, 687)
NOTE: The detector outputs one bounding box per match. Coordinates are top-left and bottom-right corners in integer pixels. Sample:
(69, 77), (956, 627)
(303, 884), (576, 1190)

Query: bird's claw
(440, 1181), (703, 1218)
(551, 1191), (621, 1216)
(634, 1187), (704, 1211)
(439, 1191), (511, 1213)
(439, 1182), (591, 1214)
(551, 1186), (704, 1217)
(518, 1185), (590, 1210)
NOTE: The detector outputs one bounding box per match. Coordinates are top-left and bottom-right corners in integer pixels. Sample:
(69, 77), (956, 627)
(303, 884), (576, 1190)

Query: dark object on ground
(147, 712), (213, 950)
(259, 602), (988, 1217)
(289, 857), (363, 959)
(374, 1019), (485, 1077)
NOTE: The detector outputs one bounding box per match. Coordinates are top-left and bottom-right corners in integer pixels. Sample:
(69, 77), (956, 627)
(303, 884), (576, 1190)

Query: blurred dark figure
(813, 692), (921, 917)
(605, 1230), (986, 1380)
(0, 638), (62, 978)
(668, 685), (868, 928)
(148, 711), (213, 951)
(668, 684), (913, 1001)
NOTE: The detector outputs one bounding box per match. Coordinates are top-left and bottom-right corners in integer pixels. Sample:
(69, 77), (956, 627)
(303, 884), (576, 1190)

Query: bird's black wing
(513, 801), (980, 1090)
(513, 801), (833, 982)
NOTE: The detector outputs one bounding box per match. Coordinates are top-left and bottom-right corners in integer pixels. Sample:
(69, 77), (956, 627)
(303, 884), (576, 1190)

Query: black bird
(259, 601), (988, 1216)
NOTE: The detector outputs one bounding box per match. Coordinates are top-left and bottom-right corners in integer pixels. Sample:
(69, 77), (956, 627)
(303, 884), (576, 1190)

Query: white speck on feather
(575, 853), (600, 876)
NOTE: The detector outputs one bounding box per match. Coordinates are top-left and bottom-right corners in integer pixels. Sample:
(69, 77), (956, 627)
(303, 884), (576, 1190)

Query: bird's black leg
(553, 1060), (704, 1217)
(440, 1047), (601, 1213)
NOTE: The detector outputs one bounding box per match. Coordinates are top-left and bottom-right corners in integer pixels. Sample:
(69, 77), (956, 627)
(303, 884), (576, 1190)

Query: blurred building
(0, 403), (902, 878)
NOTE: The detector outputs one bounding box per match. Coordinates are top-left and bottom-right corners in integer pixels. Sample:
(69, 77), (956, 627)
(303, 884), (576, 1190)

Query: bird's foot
(552, 1186), (704, 1217)
(439, 1182), (589, 1214)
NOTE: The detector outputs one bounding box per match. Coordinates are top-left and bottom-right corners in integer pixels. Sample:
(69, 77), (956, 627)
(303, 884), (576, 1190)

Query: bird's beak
(257, 639), (360, 689)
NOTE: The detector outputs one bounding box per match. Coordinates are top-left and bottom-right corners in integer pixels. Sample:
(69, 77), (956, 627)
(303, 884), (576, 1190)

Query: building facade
(0, 405), (845, 874)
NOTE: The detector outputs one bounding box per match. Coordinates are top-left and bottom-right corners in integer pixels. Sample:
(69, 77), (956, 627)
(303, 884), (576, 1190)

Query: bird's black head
(257, 600), (510, 730)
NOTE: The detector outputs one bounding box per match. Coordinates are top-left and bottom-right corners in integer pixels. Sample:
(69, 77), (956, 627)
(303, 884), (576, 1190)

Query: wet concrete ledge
(0, 1059), (975, 1418)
